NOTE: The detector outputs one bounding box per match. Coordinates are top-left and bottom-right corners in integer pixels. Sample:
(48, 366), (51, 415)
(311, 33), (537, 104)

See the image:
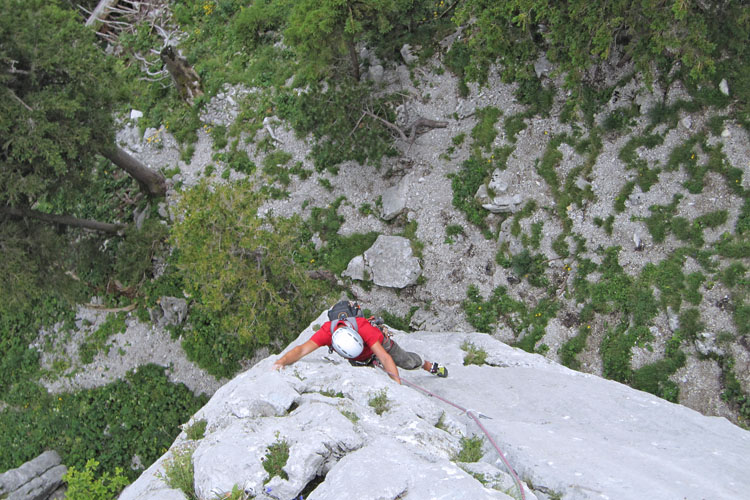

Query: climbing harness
(373, 361), (526, 500)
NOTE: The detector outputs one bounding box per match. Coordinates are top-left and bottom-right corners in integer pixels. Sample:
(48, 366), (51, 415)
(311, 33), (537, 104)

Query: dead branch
(364, 110), (408, 142)
(345, 112), (367, 142)
(2, 206), (125, 234)
(84, 302), (137, 313)
(85, 0), (121, 27)
(407, 118), (448, 142)
(5, 87), (33, 112)
(364, 110), (447, 145)
(307, 269), (338, 284)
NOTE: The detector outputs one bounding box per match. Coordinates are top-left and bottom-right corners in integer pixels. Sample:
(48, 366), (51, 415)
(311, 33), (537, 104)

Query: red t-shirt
(310, 317), (385, 362)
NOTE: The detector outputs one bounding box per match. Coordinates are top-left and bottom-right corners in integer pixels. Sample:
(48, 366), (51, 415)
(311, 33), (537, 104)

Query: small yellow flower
(310, 259), (315, 263)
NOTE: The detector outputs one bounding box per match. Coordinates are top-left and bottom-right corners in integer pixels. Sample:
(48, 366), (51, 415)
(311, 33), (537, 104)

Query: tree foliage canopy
(170, 180), (329, 375)
(453, 0), (750, 87)
(284, 0), (398, 80)
(0, 0), (119, 211)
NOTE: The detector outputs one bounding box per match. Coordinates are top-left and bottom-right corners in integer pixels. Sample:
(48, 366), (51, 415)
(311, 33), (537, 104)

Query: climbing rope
(373, 362), (526, 500)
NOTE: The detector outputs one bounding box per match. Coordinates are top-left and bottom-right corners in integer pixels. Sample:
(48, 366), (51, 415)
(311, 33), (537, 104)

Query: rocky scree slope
(114, 52), (750, 426)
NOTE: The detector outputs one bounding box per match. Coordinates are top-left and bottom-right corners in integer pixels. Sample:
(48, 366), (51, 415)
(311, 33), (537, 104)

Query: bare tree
(83, 0), (203, 103)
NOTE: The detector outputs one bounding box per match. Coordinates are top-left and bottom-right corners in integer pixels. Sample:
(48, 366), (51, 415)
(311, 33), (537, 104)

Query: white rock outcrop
(120, 311), (750, 500)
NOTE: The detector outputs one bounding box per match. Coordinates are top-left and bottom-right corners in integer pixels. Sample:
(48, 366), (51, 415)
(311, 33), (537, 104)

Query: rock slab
(119, 312), (750, 500)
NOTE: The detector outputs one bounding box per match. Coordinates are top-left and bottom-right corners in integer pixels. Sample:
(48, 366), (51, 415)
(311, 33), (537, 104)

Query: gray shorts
(384, 340), (423, 370)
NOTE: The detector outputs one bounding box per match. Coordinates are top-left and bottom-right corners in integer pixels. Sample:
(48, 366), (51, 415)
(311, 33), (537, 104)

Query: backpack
(327, 300), (364, 333)
(327, 300), (392, 355)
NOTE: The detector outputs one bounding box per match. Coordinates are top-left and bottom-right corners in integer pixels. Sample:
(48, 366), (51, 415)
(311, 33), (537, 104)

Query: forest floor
(37, 49), (750, 426)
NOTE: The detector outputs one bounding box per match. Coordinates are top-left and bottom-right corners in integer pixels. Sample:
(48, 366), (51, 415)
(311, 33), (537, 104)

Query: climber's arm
(273, 339), (320, 370)
(371, 341), (401, 385)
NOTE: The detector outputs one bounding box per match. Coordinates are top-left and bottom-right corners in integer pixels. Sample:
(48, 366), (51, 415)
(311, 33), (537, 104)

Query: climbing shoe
(431, 362), (448, 378)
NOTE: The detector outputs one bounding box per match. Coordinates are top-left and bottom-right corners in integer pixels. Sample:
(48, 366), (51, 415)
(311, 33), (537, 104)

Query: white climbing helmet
(331, 325), (364, 359)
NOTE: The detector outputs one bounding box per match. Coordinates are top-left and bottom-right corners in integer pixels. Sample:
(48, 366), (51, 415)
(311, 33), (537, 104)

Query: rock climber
(272, 302), (448, 384)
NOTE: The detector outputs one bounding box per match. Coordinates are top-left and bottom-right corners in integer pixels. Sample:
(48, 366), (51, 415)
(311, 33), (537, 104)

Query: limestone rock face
(120, 311), (750, 500)
(0, 451), (67, 500)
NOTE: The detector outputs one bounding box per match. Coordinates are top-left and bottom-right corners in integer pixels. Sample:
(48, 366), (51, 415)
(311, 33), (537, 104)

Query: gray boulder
(342, 255), (366, 281)
(400, 44), (418, 64)
(363, 235), (422, 288)
(380, 182), (407, 221)
(150, 297), (189, 327)
(0, 451), (67, 500)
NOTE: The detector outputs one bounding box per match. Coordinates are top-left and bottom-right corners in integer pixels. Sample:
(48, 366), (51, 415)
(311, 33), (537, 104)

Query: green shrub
(510, 250), (549, 288)
(614, 181), (636, 213)
(160, 448), (197, 500)
(0, 364), (207, 481)
(63, 459), (130, 500)
(368, 388), (391, 416)
(79, 312), (128, 365)
(461, 341), (488, 366)
(503, 114), (527, 142)
(275, 85), (397, 171)
(378, 307), (418, 332)
(600, 323), (634, 383)
(170, 180), (329, 376)
(210, 124), (228, 150)
(471, 107), (502, 151)
(263, 436), (290, 482)
(455, 436), (483, 463)
(340, 409), (359, 423)
(448, 155), (494, 231)
(559, 327), (590, 370)
(720, 356), (750, 422)
(185, 419), (207, 441)
(551, 234), (570, 258)
(462, 285), (500, 333)
(602, 105), (638, 133)
(679, 308), (705, 341)
(631, 349), (686, 403)
(734, 302), (750, 335)
(262, 150), (294, 185)
(444, 40), (471, 97)
(226, 148), (256, 175)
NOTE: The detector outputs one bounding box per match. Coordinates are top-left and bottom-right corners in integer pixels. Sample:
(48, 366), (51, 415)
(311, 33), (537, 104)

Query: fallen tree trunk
(1, 206), (125, 234)
(102, 146), (167, 197)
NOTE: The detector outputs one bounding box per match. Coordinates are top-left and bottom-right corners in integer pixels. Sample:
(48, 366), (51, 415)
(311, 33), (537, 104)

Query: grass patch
(461, 341), (488, 366)
(559, 326), (590, 370)
(340, 409), (359, 423)
(262, 436), (290, 483)
(368, 388), (391, 416)
(160, 448), (197, 500)
(471, 107), (502, 151)
(455, 436), (483, 462)
(185, 419), (207, 441)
